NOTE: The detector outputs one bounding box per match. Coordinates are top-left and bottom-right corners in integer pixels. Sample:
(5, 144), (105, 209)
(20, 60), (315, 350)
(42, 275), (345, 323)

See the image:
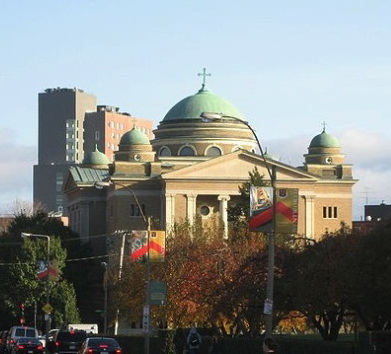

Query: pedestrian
(186, 327), (202, 354)
(208, 335), (224, 354)
(262, 337), (278, 353)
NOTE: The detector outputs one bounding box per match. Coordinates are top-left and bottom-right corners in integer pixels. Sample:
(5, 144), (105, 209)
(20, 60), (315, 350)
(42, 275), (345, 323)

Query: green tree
(281, 226), (355, 340)
(347, 220), (391, 330)
(0, 210), (82, 329)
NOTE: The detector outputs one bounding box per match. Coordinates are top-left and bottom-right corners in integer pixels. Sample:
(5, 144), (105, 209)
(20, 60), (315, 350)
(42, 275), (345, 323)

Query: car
(47, 330), (87, 354)
(10, 337), (43, 354)
(78, 337), (122, 354)
(6, 327), (39, 353)
(37, 336), (45, 349)
(47, 329), (59, 342)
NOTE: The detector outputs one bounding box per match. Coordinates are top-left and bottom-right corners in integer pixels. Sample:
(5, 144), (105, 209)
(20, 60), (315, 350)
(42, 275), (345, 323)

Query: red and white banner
(130, 230), (165, 262)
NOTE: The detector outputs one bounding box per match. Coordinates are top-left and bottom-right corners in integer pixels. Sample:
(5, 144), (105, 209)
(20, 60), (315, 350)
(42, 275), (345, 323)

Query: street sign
(142, 305), (150, 333)
(42, 303), (53, 314)
(263, 298), (273, 315)
(149, 281), (166, 305)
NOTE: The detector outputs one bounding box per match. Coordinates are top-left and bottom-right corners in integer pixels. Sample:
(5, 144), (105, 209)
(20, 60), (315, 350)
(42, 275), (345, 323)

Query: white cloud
(268, 129), (391, 221)
(0, 128), (36, 214)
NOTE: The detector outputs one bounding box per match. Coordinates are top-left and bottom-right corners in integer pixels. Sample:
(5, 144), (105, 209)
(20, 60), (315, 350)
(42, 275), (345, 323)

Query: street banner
(149, 230), (165, 262)
(36, 260), (60, 281)
(130, 230), (166, 262)
(275, 188), (299, 234)
(249, 186), (273, 233)
(130, 230), (148, 261)
(249, 186), (299, 234)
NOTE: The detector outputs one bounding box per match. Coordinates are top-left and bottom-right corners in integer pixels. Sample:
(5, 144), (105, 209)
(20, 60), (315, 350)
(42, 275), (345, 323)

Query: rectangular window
(130, 204), (146, 217)
(323, 206), (338, 219)
(95, 131), (100, 141)
(56, 173), (63, 192)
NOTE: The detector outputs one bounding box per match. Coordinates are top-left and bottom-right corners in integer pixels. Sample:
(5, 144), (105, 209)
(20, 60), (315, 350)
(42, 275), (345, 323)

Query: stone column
(165, 193), (175, 230)
(186, 194), (197, 225)
(218, 195), (231, 240)
(79, 202), (90, 241)
(304, 194), (316, 239)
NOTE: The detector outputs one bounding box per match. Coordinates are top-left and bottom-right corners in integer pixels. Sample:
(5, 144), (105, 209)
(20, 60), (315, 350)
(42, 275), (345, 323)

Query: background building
(84, 105), (153, 162)
(33, 87), (153, 214)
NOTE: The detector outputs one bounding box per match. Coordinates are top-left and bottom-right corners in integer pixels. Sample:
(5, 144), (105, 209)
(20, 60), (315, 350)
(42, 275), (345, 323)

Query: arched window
(205, 146), (222, 157)
(179, 146), (196, 156)
(159, 147), (171, 156)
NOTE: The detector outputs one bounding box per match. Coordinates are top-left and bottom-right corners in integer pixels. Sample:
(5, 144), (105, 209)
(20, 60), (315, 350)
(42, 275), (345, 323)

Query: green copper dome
(83, 146), (110, 165)
(120, 127), (150, 145)
(163, 87), (244, 121)
(309, 129), (340, 148)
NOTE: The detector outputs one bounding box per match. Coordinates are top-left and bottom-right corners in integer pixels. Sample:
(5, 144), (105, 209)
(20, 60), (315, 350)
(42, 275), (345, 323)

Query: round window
(200, 205), (210, 216)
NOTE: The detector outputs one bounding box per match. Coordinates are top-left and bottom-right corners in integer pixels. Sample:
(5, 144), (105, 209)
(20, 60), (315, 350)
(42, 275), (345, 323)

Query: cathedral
(64, 80), (356, 253)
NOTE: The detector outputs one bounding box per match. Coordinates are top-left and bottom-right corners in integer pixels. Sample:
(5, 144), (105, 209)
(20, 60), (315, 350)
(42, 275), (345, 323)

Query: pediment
(162, 150), (317, 182)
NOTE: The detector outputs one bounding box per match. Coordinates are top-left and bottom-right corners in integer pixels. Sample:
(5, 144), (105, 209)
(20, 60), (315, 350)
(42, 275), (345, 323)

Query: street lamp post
(101, 262), (108, 333)
(21, 233), (51, 341)
(95, 180), (151, 353)
(200, 112), (276, 337)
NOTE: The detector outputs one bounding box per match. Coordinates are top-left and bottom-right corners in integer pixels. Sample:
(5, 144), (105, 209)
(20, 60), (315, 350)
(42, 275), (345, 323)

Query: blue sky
(1, 1), (390, 220)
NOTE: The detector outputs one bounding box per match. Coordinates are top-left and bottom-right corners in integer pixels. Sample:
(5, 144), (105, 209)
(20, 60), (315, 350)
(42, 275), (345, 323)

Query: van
(7, 326), (38, 352)
(67, 324), (98, 334)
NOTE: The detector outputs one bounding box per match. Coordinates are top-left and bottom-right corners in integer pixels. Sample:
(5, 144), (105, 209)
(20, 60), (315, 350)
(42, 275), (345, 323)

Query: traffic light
(20, 303), (25, 325)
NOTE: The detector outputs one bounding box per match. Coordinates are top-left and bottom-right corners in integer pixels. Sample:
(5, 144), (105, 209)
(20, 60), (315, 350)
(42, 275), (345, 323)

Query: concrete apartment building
(33, 87), (153, 214)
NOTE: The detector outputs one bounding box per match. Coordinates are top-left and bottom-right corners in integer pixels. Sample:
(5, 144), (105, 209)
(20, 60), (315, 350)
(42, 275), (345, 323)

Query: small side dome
(309, 128), (340, 148)
(163, 87), (244, 122)
(120, 127), (150, 145)
(83, 146), (110, 166)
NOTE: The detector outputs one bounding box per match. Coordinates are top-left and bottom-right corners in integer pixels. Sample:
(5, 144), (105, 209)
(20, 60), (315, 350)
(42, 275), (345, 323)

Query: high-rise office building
(34, 87), (154, 214)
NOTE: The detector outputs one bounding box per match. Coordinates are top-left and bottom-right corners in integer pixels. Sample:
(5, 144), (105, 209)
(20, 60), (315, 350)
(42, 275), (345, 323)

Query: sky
(0, 0), (390, 220)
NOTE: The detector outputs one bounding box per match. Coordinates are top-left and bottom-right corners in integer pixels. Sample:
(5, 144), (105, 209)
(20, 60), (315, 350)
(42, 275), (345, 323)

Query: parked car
(47, 329), (59, 342)
(78, 337), (122, 354)
(10, 337), (43, 354)
(6, 327), (39, 353)
(47, 330), (87, 354)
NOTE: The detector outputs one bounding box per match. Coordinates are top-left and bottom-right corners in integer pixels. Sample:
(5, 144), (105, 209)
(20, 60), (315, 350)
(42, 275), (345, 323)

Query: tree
(280, 225), (355, 340)
(0, 211), (82, 329)
(346, 220), (391, 330)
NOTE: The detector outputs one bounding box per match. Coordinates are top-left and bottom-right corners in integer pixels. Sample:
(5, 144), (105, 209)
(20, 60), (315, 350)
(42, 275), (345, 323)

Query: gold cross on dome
(198, 68), (211, 89)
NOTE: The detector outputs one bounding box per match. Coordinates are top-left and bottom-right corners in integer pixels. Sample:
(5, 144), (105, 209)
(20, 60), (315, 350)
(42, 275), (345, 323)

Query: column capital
(217, 195), (231, 202)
